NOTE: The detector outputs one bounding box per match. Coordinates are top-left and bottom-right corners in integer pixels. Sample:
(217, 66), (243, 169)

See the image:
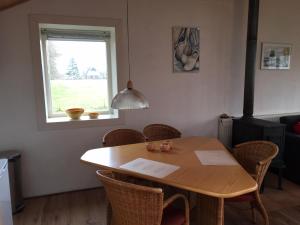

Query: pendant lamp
(111, 0), (149, 110)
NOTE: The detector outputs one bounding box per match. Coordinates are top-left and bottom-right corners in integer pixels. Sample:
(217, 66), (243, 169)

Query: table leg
(196, 194), (224, 225)
(104, 195), (112, 225)
(106, 202), (112, 225)
(278, 167), (283, 190)
(261, 180), (265, 193)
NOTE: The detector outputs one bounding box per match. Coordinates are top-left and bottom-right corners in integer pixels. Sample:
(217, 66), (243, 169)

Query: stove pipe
(242, 0), (260, 119)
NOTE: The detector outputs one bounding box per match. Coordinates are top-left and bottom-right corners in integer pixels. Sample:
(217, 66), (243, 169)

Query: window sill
(38, 112), (124, 130)
(47, 114), (119, 123)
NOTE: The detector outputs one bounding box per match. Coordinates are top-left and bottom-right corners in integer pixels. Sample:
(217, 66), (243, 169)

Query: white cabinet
(0, 159), (13, 225)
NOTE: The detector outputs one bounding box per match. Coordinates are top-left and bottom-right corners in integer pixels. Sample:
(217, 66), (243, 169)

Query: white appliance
(0, 159), (13, 225)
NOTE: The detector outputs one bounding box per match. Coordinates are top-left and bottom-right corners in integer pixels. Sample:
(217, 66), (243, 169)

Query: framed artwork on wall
(261, 43), (292, 70)
(172, 27), (200, 73)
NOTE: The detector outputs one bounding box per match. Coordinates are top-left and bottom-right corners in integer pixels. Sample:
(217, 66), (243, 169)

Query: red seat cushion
(161, 207), (186, 225)
(293, 122), (300, 134)
(225, 193), (255, 203)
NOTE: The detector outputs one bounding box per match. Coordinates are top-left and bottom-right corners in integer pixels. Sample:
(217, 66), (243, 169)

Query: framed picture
(172, 27), (200, 72)
(261, 43), (292, 70)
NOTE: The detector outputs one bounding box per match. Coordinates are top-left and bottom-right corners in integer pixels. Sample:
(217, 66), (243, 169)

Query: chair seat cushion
(161, 207), (186, 225)
(293, 122), (300, 134)
(225, 193), (255, 202)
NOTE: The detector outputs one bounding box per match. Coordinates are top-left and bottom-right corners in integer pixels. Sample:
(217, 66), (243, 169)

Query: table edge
(80, 158), (258, 199)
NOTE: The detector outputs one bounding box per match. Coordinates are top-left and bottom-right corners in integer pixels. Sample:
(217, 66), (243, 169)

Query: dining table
(80, 136), (257, 225)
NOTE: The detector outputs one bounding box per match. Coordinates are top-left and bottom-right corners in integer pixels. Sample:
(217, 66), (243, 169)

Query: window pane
(46, 40), (109, 115)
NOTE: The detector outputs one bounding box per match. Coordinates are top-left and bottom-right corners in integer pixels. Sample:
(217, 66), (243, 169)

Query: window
(40, 24), (117, 119)
(30, 15), (123, 129)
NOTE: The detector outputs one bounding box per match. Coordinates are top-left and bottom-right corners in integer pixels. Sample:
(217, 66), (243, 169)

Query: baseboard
(24, 185), (103, 200)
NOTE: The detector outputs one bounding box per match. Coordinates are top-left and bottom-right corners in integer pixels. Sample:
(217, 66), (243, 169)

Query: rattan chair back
(143, 124), (181, 141)
(97, 170), (164, 225)
(102, 129), (146, 147)
(233, 141), (279, 190)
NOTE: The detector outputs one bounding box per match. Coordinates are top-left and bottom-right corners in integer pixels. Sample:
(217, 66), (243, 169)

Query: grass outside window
(50, 79), (109, 115)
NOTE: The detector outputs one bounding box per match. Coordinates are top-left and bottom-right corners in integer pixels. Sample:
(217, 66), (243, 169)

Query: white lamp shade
(111, 81), (149, 110)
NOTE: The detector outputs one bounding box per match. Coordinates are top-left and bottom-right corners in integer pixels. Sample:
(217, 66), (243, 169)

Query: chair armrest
(163, 194), (190, 225)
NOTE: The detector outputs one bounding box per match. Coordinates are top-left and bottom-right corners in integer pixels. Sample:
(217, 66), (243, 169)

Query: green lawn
(50, 80), (109, 113)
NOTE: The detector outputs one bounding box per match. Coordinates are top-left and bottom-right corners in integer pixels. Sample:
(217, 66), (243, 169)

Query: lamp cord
(126, 0), (131, 81)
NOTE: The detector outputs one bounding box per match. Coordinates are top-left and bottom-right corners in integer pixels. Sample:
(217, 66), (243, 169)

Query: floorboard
(13, 173), (300, 225)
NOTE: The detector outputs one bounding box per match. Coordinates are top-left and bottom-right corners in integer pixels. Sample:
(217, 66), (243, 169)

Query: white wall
(254, 0), (300, 115)
(0, 0), (249, 197)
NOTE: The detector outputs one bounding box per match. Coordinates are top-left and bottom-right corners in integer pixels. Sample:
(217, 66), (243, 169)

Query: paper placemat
(195, 150), (238, 166)
(120, 158), (180, 178)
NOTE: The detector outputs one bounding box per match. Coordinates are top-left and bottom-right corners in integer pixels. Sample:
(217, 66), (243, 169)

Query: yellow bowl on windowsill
(66, 108), (84, 120)
(88, 112), (100, 119)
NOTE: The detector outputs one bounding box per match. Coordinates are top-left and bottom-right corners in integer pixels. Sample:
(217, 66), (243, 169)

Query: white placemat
(120, 158), (180, 178)
(195, 150), (238, 166)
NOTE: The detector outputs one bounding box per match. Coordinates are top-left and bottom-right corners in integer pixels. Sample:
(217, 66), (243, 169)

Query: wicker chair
(226, 141), (279, 225)
(143, 124), (181, 141)
(102, 129), (147, 224)
(102, 129), (146, 147)
(97, 170), (189, 225)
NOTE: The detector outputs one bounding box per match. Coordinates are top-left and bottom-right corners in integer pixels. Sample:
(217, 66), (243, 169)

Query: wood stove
(232, 0), (286, 189)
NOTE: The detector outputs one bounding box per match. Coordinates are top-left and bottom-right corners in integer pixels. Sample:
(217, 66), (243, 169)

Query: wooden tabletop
(81, 136), (257, 198)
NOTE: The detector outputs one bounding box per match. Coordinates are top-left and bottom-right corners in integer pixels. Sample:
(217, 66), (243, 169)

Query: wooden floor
(14, 174), (300, 225)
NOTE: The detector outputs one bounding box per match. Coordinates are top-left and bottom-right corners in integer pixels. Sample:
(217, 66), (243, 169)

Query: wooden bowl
(66, 108), (84, 120)
(88, 112), (99, 119)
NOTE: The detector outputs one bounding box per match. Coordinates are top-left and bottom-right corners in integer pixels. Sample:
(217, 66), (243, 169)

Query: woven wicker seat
(97, 170), (190, 225)
(102, 129), (146, 147)
(226, 141), (279, 225)
(143, 124), (181, 141)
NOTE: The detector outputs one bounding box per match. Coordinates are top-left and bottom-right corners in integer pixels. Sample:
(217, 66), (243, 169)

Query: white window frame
(29, 14), (125, 130)
(40, 27), (114, 118)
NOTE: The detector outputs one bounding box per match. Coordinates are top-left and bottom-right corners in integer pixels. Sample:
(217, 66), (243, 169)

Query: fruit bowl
(65, 108), (84, 120)
(146, 141), (173, 153)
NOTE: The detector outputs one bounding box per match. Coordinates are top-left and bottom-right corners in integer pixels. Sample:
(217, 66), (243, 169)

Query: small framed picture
(172, 27), (200, 73)
(261, 43), (292, 70)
